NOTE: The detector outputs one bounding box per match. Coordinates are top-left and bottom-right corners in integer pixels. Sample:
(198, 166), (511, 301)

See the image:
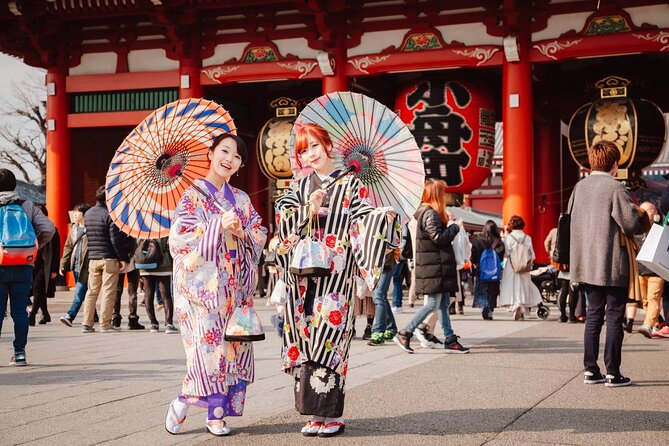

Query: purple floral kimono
(169, 179), (267, 418)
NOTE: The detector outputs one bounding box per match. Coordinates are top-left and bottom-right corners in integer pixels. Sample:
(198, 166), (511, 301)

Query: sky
(0, 53), (46, 184)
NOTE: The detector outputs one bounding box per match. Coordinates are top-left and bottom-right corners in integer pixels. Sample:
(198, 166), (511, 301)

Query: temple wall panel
(70, 53), (117, 76)
(202, 42), (249, 66)
(532, 12), (592, 41)
(128, 49), (178, 72)
(273, 38), (318, 59)
(348, 29), (408, 57)
(435, 23), (500, 46)
(625, 5), (669, 28)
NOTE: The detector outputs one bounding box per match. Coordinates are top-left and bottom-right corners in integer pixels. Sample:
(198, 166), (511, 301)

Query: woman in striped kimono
(165, 134), (267, 436)
(276, 123), (398, 437)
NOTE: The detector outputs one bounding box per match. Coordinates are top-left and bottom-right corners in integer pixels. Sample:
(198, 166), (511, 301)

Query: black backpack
(134, 239), (163, 270)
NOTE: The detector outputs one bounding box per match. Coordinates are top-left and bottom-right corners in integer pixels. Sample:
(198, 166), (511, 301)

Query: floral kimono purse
(200, 179), (266, 343)
(289, 208), (332, 277)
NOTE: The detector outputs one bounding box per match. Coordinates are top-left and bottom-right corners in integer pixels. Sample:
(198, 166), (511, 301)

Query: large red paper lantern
(395, 79), (496, 193)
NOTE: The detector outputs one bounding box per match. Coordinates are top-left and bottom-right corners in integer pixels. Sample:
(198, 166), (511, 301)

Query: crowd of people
(2, 135), (669, 437)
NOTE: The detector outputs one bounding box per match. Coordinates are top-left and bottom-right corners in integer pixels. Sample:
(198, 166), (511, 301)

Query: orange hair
(588, 140), (620, 172)
(293, 123), (334, 170)
(421, 179), (449, 225)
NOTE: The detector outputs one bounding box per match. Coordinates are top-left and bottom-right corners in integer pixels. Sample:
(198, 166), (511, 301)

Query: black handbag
(552, 194), (575, 265)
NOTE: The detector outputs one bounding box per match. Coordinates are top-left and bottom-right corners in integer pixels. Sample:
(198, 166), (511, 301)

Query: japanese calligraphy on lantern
(395, 79), (496, 193)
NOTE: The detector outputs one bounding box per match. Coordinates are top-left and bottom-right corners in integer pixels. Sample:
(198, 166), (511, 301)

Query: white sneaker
(413, 328), (435, 349)
(391, 306), (403, 314)
(206, 419), (231, 436)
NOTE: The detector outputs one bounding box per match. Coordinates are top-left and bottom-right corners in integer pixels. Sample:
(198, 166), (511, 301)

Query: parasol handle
(320, 160), (361, 191)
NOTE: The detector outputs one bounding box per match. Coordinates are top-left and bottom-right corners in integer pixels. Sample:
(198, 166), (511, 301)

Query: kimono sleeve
(169, 190), (224, 309)
(274, 181), (311, 256)
(348, 178), (401, 290)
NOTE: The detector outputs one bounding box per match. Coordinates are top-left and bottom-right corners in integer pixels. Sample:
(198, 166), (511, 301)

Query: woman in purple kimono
(165, 133), (267, 436)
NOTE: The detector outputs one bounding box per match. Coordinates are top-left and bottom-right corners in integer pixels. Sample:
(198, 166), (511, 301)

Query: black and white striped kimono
(275, 172), (398, 417)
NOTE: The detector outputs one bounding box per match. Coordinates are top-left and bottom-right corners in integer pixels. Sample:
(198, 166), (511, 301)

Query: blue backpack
(0, 201), (38, 265)
(479, 240), (502, 283)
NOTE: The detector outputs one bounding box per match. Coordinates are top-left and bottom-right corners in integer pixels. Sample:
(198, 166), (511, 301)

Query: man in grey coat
(569, 140), (643, 388)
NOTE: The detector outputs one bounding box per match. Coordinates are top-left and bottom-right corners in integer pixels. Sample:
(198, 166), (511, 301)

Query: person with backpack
(0, 168), (55, 366)
(135, 237), (176, 333)
(499, 215), (542, 320)
(393, 179), (469, 354)
(471, 220), (505, 321)
(59, 203), (91, 326)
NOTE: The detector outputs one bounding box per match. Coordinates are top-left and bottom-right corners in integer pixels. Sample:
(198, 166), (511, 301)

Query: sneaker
(444, 336), (470, 354)
(559, 315), (568, 323)
(413, 327), (435, 349)
(426, 333), (443, 345)
(150, 324), (160, 333)
(127, 320), (145, 330)
(638, 324), (653, 338)
(393, 330), (414, 353)
(60, 315), (73, 327)
(605, 374), (631, 388)
(100, 326), (122, 333)
(112, 317), (122, 328)
(362, 324), (372, 340)
(652, 325), (669, 338)
(9, 352), (27, 366)
(391, 306), (402, 314)
(165, 324), (179, 334)
(367, 332), (385, 346)
(583, 371), (606, 384)
(383, 329), (396, 341)
(81, 325), (95, 333)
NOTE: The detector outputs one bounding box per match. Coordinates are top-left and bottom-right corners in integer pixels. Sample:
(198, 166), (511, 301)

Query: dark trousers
(114, 270), (139, 322)
(30, 258), (48, 319)
(143, 275), (173, 325)
(583, 284), (627, 377)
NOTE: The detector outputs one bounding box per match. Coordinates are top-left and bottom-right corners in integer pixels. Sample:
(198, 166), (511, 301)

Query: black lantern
(568, 76), (666, 181)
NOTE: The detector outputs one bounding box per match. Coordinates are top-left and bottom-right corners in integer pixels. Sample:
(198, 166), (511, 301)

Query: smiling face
(208, 137), (243, 182)
(299, 135), (334, 175)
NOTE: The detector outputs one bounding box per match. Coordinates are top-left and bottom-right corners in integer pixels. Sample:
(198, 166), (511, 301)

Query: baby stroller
(530, 265), (558, 320)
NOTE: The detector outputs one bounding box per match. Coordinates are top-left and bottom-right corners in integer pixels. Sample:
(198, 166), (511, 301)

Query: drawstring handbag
(199, 179), (265, 343)
(289, 207), (332, 277)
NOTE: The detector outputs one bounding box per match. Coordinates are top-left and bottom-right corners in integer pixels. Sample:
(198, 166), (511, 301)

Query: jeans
(143, 275), (173, 326)
(391, 260), (406, 308)
(0, 266), (34, 353)
(66, 271), (88, 321)
(371, 268), (397, 334)
(583, 284), (626, 377)
(405, 292), (453, 339)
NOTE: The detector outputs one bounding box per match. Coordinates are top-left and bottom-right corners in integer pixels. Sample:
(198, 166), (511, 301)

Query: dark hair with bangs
(210, 133), (248, 165)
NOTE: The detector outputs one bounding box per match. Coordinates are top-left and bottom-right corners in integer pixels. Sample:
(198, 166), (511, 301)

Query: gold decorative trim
(633, 32), (669, 51)
(347, 55), (391, 74)
(533, 39), (582, 60)
(277, 61), (318, 78)
(451, 48), (499, 66)
(202, 66), (240, 84)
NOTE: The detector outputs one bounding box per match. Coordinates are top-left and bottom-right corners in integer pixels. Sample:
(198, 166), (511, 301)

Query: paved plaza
(1, 290), (667, 446)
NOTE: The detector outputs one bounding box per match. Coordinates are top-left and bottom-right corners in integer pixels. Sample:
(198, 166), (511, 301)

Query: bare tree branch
(0, 74), (46, 185)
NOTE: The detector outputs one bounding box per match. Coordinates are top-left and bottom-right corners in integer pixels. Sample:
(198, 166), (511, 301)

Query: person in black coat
(393, 179), (470, 354)
(81, 185), (130, 333)
(470, 220), (505, 320)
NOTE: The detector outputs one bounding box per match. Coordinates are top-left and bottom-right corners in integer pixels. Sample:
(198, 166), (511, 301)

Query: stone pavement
(1, 290), (668, 446)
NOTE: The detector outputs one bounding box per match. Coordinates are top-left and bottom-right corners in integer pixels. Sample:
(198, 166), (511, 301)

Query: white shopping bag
(452, 222), (471, 269)
(637, 223), (669, 281)
(270, 278), (288, 305)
